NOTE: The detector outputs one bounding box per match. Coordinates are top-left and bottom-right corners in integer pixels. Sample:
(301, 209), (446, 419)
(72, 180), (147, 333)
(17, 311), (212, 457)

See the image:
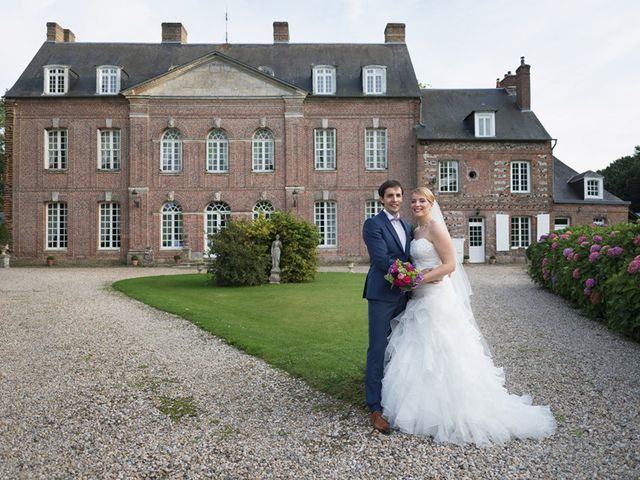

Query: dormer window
(363, 66), (386, 95)
(313, 66), (336, 95)
(97, 66), (121, 94)
(585, 177), (603, 199)
(44, 65), (69, 95)
(474, 112), (495, 137)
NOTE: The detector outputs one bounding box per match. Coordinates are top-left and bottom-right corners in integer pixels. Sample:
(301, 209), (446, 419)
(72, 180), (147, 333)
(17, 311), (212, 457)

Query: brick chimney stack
(161, 23), (188, 43)
(273, 22), (289, 43)
(498, 71), (517, 95)
(384, 23), (406, 43)
(47, 22), (75, 42)
(515, 56), (531, 111)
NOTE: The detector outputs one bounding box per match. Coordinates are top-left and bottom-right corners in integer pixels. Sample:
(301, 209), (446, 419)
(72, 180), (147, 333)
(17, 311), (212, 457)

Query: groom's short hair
(378, 180), (404, 198)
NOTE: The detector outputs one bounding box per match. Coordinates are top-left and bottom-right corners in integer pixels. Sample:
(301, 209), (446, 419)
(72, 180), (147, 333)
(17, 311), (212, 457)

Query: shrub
(0, 223), (9, 247)
(527, 221), (640, 341)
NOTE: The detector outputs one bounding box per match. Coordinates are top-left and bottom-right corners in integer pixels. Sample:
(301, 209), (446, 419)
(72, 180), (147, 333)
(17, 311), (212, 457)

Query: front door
(468, 217), (485, 263)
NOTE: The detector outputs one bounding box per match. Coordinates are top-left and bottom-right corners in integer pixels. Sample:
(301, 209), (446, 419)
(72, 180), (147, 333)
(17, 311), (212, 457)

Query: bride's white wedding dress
(381, 238), (556, 446)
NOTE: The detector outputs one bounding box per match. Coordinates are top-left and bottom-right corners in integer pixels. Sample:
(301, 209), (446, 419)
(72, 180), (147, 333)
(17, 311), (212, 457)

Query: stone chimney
(498, 71), (517, 95)
(273, 22), (289, 43)
(384, 23), (406, 43)
(161, 23), (188, 43)
(515, 56), (531, 111)
(47, 22), (75, 42)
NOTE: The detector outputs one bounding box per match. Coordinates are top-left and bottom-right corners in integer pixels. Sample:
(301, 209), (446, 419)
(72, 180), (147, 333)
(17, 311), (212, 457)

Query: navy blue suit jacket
(362, 211), (413, 301)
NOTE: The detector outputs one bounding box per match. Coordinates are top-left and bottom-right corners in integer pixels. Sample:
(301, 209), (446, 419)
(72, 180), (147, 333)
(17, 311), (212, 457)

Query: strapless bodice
(410, 238), (442, 270)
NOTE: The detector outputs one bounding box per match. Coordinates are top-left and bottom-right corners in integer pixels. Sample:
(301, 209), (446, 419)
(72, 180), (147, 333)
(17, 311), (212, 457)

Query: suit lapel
(380, 212), (404, 252)
(402, 220), (412, 256)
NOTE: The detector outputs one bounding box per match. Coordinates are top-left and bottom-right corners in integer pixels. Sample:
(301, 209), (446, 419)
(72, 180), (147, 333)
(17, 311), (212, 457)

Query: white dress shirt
(384, 209), (407, 251)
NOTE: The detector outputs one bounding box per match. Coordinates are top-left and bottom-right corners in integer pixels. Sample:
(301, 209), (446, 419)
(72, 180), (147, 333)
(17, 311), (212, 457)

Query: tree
(598, 146), (640, 214)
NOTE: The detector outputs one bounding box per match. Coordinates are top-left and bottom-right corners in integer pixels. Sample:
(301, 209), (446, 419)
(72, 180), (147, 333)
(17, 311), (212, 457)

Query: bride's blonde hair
(412, 187), (435, 204)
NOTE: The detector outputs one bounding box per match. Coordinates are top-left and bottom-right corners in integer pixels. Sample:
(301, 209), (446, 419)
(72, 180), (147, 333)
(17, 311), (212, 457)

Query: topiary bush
(207, 210), (320, 286)
(527, 221), (640, 341)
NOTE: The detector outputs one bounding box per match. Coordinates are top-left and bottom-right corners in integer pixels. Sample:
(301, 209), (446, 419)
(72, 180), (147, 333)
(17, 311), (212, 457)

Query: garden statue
(269, 234), (282, 284)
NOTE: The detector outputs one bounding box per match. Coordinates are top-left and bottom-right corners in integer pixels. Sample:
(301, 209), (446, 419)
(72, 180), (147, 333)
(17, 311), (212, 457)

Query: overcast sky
(2, 0), (638, 172)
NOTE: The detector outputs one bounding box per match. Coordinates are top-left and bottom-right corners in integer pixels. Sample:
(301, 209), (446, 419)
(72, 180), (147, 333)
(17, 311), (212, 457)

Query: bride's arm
(419, 223), (456, 283)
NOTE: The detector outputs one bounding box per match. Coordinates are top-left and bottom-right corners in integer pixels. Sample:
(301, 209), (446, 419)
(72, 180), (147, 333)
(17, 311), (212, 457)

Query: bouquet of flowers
(384, 259), (424, 294)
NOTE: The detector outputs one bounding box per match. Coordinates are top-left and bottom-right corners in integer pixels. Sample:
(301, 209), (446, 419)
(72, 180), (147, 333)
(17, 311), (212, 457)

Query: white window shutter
(536, 213), (550, 240)
(496, 214), (509, 251)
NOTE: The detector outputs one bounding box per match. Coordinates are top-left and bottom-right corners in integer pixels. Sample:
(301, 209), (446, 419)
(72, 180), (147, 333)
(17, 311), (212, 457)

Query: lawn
(112, 272), (369, 407)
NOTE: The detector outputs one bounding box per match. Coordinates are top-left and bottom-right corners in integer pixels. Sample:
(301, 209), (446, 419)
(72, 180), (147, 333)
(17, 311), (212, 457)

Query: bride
(381, 187), (556, 446)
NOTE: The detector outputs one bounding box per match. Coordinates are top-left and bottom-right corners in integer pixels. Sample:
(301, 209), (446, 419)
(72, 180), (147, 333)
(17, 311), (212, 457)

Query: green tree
(0, 98), (7, 247)
(598, 146), (640, 213)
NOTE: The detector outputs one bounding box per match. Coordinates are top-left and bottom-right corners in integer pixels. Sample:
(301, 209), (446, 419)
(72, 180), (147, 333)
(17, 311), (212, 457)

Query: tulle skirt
(381, 277), (556, 446)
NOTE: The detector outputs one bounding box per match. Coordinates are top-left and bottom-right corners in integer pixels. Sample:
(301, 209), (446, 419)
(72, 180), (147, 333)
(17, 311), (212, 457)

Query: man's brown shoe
(370, 411), (391, 435)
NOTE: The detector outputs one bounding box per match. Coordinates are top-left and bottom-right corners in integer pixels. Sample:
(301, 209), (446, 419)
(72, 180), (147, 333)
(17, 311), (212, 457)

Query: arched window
(207, 130), (229, 172)
(252, 129), (274, 172)
(205, 202), (231, 249)
(252, 201), (274, 220)
(161, 129), (182, 172)
(161, 202), (183, 248)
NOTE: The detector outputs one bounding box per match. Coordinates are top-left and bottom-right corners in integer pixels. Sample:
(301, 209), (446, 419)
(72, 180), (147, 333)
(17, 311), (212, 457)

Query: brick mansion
(2, 21), (628, 265)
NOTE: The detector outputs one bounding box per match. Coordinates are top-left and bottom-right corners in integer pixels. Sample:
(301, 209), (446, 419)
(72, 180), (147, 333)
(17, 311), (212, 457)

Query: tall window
(205, 202), (231, 248)
(511, 216), (531, 248)
(99, 203), (120, 249)
(365, 200), (383, 219)
(363, 66), (386, 95)
(161, 129), (182, 172)
(97, 66), (120, 94)
(46, 202), (68, 249)
(44, 66), (67, 94)
(439, 160), (459, 192)
(315, 201), (337, 247)
(207, 130), (229, 172)
(511, 161), (531, 193)
(314, 128), (336, 170)
(161, 202), (183, 248)
(252, 129), (274, 172)
(585, 178), (603, 199)
(365, 128), (387, 170)
(45, 129), (68, 170)
(313, 66), (336, 95)
(99, 129), (121, 170)
(475, 112), (495, 137)
(252, 201), (274, 219)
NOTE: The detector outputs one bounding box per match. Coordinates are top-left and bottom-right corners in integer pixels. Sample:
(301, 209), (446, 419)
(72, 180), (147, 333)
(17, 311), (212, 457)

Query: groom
(362, 179), (412, 434)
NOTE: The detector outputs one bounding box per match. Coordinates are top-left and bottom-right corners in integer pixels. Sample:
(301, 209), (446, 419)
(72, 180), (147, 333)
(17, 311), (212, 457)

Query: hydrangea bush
(526, 221), (640, 341)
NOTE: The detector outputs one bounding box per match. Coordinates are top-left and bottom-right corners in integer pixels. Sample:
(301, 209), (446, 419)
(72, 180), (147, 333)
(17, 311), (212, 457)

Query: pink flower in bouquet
(384, 259), (424, 294)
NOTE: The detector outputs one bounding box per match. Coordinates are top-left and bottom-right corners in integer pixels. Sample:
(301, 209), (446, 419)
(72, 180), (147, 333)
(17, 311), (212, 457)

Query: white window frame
(98, 129), (121, 170)
(511, 160), (531, 193)
(252, 129), (275, 172)
(207, 130), (229, 172)
(362, 65), (386, 95)
(313, 65), (336, 95)
(553, 217), (570, 231)
(46, 202), (68, 250)
(314, 128), (336, 170)
(511, 216), (531, 249)
(438, 160), (459, 193)
(99, 202), (121, 250)
(593, 216), (607, 226)
(315, 201), (337, 247)
(252, 201), (274, 220)
(365, 200), (383, 220)
(205, 202), (231, 249)
(474, 112), (495, 138)
(161, 129), (182, 173)
(161, 202), (183, 249)
(365, 128), (387, 170)
(45, 129), (68, 170)
(44, 65), (69, 95)
(96, 66), (121, 95)
(584, 177), (603, 199)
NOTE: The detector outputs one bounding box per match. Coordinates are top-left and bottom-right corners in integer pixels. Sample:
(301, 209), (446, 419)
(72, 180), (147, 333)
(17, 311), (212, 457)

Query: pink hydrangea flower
(628, 256), (640, 274)
(580, 241), (589, 247)
(590, 244), (601, 253)
(607, 246), (624, 256)
(563, 248), (574, 258)
(542, 257), (549, 266)
(634, 235), (640, 247)
(588, 252), (600, 263)
(560, 233), (570, 240)
(551, 242), (559, 250)
(592, 235), (603, 243)
(572, 268), (580, 279)
(583, 287), (591, 296)
(577, 235), (587, 244)
(585, 278), (596, 289)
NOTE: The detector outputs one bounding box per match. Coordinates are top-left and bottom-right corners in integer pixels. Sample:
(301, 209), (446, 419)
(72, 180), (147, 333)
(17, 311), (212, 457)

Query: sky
(1, 0), (639, 172)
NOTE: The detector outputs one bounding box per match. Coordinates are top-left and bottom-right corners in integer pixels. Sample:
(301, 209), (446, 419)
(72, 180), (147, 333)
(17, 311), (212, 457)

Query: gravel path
(0, 266), (638, 479)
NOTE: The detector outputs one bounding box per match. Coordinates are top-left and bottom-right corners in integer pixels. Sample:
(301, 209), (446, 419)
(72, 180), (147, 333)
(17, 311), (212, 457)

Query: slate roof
(5, 42), (421, 98)
(553, 157), (627, 205)
(416, 88), (552, 141)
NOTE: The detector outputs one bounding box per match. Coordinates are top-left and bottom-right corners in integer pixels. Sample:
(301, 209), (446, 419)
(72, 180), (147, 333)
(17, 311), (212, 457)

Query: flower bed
(526, 222), (640, 341)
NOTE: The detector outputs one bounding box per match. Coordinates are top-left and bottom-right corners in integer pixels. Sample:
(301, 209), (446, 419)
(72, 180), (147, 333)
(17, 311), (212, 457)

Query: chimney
(498, 71), (517, 95)
(384, 23), (406, 43)
(515, 56), (531, 111)
(47, 22), (66, 42)
(63, 29), (75, 43)
(273, 22), (289, 43)
(161, 23), (188, 43)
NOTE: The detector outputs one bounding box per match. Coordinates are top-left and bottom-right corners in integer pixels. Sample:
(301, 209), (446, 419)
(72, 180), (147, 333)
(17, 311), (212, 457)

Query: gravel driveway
(0, 266), (638, 479)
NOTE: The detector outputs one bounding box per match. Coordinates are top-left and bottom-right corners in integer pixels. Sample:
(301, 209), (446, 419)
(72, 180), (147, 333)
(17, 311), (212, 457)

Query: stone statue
(0, 244), (9, 256)
(271, 234), (282, 270)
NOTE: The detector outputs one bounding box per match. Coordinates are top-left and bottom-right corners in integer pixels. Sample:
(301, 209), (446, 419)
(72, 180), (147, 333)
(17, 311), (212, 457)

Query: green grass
(113, 273), (369, 407)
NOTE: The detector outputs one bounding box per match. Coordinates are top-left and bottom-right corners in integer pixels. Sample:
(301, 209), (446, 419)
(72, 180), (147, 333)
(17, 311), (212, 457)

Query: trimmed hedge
(526, 221), (640, 341)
